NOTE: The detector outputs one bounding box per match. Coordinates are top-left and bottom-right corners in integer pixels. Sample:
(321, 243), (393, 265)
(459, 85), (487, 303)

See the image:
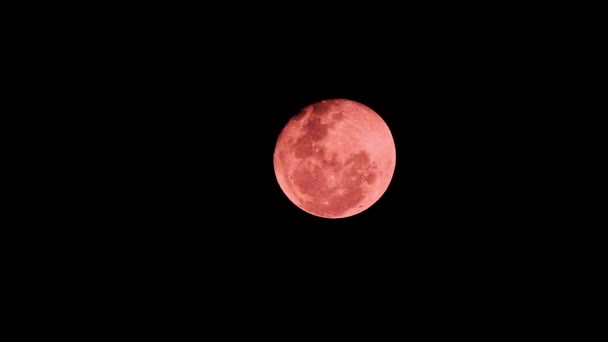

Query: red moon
(273, 99), (396, 219)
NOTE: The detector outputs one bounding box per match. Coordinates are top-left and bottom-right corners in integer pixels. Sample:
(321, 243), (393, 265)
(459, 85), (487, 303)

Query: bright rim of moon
(273, 99), (396, 219)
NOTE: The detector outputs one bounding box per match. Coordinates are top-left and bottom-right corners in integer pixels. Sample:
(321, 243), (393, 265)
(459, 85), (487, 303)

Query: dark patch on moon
(292, 116), (330, 161)
(292, 118), (327, 159)
(292, 101), (348, 161)
(345, 151), (369, 167)
(312, 101), (333, 116)
(293, 137), (313, 158)
(304, 117), (328, 141)
(333, 111), (345, 122)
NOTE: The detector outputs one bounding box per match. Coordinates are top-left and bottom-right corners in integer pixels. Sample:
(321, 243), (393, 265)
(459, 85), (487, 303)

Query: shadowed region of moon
(312, 101), (334, 116)
(273, 98), (396, 219)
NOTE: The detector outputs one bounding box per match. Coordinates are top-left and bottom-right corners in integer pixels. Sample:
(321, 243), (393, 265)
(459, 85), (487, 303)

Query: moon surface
(273, 99), (396, 219)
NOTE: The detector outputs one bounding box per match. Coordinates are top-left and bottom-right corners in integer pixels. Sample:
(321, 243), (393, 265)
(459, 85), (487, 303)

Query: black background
(87, 9), (566, 267)
(38, 5), (579, 326)
(109, 27), (556, 238)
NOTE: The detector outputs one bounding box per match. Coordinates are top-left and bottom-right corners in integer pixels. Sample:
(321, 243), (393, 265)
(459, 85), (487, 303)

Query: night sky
(105, 7), (553, 239)
(131, 65), (540, 254)
(117, 45), (547, 253)
(107, 63), (557, 319)
(52, 6), (575, 328)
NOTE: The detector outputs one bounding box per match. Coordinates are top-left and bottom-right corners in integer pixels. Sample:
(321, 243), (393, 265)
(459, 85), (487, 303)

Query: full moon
(273, 99), (396, 219)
